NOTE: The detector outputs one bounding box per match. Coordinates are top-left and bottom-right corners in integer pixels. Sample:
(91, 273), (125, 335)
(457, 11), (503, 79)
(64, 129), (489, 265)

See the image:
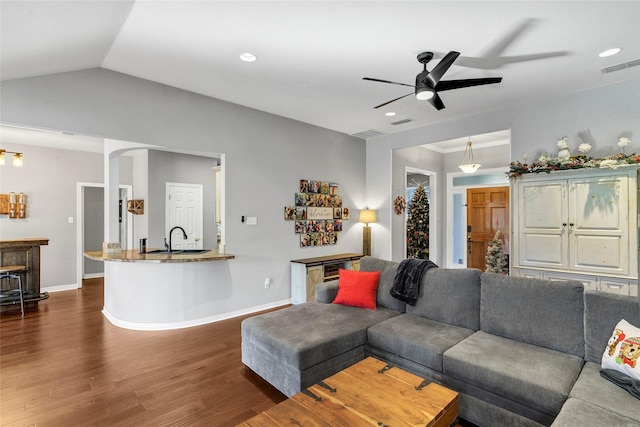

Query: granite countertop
(84, 249), (235, 263)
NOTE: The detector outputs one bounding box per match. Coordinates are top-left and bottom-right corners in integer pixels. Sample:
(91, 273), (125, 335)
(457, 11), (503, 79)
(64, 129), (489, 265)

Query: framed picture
(329, 232), (338, 245)
(284, 206), (296, 220)
(295, 193), (308, 206)
(334, 220), (343, 231)
(310, 181), (321, 193)
(320, 182), (330, 194)
(300, 179), (309, 193)
(295, 220), (307, 233)
(325, 220), (334, 232)
(295, 207), (307, 220)
(333, 207), (343, 219)
(300, 233), (311, 247)
(330, 182), (339, 195)
(310, 233), (322, 246)
(342, 207), (350, 219)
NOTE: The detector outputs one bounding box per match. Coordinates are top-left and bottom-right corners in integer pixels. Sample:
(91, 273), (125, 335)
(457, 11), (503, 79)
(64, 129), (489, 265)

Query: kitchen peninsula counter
(85, 248), (235, 331)
(85, 249), (234, 263)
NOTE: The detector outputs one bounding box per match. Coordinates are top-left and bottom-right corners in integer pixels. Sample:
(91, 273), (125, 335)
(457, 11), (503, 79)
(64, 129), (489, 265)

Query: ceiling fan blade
(363, 77), (415, 88)
(373, 92), (414, 109)
(426, 51), (460, 86)
(428, 93), (445, 110)
(436, 77), (502, 92)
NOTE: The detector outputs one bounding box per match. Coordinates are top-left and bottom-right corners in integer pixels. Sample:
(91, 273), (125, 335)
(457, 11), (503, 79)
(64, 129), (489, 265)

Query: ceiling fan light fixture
(599, 48), (622, 58)
(415, 88), (434, 100)
(458, 138), (481, 174)
(239, 52), (257, 62)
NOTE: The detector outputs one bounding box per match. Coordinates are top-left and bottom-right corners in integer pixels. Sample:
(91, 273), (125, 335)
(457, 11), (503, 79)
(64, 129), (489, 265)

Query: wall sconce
(358, 207), (377, 256)
(0, 149), (24, 167)
(458, 137), (481, 174)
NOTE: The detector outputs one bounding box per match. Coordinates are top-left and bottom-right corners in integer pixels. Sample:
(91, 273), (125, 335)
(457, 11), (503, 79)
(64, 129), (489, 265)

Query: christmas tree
(485, 230), (508, 274)
(406, 185), (430, 259)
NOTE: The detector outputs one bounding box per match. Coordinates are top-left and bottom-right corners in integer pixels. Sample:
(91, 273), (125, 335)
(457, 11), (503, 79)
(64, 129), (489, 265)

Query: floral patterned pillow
(602, 319), (640, 381)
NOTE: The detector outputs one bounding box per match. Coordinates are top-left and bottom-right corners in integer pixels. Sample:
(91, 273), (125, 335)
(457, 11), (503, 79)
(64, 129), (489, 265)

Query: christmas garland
(394, 196), (406, 215)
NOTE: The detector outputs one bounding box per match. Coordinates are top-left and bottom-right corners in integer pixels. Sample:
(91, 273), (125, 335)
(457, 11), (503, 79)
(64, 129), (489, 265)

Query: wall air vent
(351, 129), (386, 139)
(390, 118), (414, 126)
(601, 58), (640, 74)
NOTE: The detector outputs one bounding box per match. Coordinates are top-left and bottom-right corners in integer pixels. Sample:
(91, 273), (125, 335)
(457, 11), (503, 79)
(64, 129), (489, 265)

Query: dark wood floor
(0, 278), (287, 426)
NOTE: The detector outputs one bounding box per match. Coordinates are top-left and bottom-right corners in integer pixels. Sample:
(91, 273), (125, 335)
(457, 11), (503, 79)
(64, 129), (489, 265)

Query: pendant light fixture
(458, 137), (480, 174)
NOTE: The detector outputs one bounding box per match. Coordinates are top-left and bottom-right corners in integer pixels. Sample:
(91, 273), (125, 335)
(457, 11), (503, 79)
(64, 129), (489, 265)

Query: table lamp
(359, 208), (377, 256)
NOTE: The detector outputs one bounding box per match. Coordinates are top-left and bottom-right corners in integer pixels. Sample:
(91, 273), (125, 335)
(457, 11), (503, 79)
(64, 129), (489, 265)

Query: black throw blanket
(600, 369), (640, 400)
(390, 258), (438, 306)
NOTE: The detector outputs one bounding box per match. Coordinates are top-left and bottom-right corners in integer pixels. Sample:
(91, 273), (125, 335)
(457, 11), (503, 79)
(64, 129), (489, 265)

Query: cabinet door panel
(521, 234), (565, 266)
(518, 181), (568, 267)
(569, 175), (628, 274)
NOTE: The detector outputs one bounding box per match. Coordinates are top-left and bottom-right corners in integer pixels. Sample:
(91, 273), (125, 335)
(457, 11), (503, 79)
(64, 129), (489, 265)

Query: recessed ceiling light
(385, 112), (396, 117)
(240, 52), (257, 62)
(599, 48), (622, 58)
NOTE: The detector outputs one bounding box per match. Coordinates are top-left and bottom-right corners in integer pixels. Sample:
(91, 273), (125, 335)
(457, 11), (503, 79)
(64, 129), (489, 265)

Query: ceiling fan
(363, 51), (502, 110)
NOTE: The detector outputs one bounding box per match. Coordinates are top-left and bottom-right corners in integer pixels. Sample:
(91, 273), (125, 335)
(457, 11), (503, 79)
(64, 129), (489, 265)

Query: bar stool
(0, 265), (26, 316)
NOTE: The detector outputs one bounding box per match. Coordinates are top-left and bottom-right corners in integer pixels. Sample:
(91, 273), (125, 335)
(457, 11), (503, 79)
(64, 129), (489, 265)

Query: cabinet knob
(562, 223), (567, 227)
(569, 223), (574, 227)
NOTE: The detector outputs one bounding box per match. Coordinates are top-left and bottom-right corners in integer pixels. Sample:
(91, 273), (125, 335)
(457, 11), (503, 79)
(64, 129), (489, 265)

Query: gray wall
(0, 143), (131, 287)
(0, 68), (366, 311)
(368, 78), (640, 259)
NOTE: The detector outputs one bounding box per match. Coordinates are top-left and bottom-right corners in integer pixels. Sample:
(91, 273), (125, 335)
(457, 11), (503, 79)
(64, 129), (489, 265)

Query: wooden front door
(467, 186), (509, 270)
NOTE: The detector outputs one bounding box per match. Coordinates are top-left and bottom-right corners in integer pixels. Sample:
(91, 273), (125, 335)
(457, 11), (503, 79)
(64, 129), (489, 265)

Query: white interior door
(166, 182), (203, 249)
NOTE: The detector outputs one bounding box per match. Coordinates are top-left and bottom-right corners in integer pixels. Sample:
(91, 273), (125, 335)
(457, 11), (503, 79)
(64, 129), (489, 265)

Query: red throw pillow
(332, 268), (380, 310)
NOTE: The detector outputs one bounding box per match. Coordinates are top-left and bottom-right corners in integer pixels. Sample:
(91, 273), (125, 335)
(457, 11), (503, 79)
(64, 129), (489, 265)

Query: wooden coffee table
(239, 356), (459, 426)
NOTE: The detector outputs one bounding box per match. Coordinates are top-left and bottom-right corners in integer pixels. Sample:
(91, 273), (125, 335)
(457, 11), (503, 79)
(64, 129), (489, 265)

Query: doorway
(76, 182), (133, 288)
(466, 186), (509, 270)
(445, 168), (510, 269)
(405, 167), (437, 261)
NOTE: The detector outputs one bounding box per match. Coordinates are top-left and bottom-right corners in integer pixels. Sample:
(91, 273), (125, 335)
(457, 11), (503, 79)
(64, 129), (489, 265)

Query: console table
(0, 238), (49, 312)
(290, 253), (362, 304)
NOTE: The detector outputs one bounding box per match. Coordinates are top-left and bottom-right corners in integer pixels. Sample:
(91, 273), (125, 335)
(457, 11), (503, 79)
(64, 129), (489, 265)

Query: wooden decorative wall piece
(127, 199), (144, 215)
(0, 193), (27, 218)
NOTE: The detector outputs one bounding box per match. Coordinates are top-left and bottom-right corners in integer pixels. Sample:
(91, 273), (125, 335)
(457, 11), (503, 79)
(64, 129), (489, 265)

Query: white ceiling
(1, 1), (639, 140)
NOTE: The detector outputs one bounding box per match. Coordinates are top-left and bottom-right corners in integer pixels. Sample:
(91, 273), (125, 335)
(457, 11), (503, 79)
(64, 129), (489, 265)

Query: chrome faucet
(168, 226), (187, 252)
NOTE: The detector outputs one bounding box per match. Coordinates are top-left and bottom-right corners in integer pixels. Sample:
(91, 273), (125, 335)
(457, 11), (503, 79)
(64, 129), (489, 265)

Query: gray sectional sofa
(241, 256), (640, 427)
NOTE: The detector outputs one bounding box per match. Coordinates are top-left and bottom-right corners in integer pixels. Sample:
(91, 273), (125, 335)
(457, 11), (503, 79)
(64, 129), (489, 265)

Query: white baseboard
(83, 272), (104, 279)
(42, 283), (79, 293)
(101, 299), (292, 331)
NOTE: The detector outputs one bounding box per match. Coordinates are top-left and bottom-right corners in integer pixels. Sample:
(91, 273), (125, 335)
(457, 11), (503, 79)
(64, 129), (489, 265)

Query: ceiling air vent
(351, 129), (386, 139)
(390, 118), (414, 126)
(601, 58), (640, 74)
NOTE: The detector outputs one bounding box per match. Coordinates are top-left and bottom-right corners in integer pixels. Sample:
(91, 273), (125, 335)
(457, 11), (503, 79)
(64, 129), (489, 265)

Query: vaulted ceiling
(1, 1), (639, 138)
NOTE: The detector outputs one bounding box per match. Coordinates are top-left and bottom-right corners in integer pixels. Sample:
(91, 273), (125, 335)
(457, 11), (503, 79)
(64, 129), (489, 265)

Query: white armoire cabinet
(511, 166), (639, 297)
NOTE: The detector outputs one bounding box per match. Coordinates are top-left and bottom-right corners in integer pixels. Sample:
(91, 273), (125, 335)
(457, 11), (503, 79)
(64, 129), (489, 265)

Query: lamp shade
(359, 209), (377, 224)
(12, 153), (23, 167)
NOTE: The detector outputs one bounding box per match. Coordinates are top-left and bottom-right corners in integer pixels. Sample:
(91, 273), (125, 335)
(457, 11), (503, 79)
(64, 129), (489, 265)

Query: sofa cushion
(406, 268), (481, 330)
(551, 397), (638, 427)
(333, 268), (380, 310)
(568, 362), (640, 422)
(480, 273), (585, 357)
(359, 256), (406, 312)
(241, 301), (400, 371)
(584, 291), (640, 364)
(367, 313), (476, 371)
(444, 331), (584, 417)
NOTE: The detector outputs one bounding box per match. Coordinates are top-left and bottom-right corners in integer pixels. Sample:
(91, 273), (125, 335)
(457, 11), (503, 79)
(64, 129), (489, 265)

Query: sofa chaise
(241, 256), (640, 426)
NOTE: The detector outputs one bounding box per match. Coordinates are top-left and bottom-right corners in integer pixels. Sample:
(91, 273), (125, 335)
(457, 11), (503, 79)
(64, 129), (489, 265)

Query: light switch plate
(247, 216), (258, 225)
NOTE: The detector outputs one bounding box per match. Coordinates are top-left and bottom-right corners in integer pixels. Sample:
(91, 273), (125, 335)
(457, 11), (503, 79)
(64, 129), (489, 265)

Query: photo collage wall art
(284, 179), (350, 247)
